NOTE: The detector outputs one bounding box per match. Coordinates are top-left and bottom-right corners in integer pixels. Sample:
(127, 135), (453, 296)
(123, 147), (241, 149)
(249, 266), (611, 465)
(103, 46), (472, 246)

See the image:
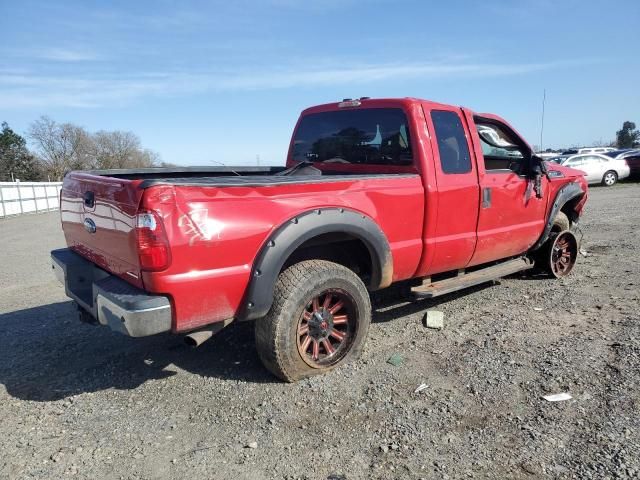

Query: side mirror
(529, 154), (547, 198)
(527, 153), (544, 176)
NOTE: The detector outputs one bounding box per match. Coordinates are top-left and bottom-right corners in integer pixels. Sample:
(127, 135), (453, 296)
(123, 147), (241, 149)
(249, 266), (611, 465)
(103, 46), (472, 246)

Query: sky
(1, 0), (639, 165)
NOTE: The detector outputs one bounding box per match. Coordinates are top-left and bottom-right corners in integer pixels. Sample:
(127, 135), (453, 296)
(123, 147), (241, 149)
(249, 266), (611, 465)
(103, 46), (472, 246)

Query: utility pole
(539, 88), (546, 152)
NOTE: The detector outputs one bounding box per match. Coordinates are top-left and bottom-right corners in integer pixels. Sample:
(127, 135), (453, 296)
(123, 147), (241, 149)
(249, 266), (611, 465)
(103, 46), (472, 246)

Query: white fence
(0, 181), (63, 218)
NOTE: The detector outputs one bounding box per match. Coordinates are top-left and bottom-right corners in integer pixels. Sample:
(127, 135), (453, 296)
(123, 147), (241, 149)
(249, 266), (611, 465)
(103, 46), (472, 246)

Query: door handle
(482, 187), (492, 208)
(83, 191), (95, 209)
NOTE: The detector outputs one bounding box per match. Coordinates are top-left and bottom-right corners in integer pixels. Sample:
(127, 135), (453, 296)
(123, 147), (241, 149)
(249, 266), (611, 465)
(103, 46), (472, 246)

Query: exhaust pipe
(185, 329), (213, 347)
(184, 319), (233, 347)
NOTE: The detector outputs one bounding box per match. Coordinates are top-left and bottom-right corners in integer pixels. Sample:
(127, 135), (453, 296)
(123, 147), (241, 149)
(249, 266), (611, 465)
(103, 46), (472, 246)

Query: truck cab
(287, 97), (586, 276)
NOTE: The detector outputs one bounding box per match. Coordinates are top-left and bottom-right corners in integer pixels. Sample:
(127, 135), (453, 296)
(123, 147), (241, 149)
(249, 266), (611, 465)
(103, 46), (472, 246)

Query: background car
(604, 148), (640, 159)
(617, 151), (640, 177)
(577, 147), (616, 154)
(561, 153), (630, 186)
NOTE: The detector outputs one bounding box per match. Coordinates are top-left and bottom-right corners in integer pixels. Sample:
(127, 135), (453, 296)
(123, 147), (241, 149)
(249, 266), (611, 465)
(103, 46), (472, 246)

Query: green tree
(0, 122), (41, 181)
(616, 121), (640, 148)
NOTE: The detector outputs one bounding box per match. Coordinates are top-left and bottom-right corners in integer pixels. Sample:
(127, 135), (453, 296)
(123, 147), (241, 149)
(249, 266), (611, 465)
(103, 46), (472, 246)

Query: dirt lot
(1, 183), (639, 480)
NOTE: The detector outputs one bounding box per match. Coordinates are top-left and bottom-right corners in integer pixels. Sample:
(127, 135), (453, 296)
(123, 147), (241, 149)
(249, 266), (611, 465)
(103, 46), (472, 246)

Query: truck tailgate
(60, 172), (144, 288)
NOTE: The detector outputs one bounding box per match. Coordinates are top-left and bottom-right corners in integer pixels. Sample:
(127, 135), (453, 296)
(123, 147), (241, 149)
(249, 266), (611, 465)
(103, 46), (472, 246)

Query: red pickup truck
(52, 97), (588, 381)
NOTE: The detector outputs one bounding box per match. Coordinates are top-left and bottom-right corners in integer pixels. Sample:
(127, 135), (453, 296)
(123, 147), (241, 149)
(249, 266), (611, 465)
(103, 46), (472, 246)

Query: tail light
(136, 210), (171, 271)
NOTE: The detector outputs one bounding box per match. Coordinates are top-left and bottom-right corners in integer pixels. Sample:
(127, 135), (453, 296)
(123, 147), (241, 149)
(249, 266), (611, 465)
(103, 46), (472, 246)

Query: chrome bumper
(51, 248), (172, 337)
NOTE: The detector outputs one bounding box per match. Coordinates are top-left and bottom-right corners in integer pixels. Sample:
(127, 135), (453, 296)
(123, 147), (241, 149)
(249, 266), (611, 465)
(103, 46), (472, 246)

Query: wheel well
(281, 232), (373, 284)
(560, 196), (583, 225)
(238, 207), (392, 321)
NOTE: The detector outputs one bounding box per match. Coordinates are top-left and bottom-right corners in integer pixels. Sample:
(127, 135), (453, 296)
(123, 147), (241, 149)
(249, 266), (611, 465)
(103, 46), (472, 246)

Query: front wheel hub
(308, 310), (333, 338)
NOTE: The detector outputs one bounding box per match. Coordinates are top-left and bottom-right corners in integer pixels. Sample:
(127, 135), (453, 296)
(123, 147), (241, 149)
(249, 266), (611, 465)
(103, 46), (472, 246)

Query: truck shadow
(370, 282), (494, 323)
(0, 301), (275, 402)
(0, 285), (493, 402)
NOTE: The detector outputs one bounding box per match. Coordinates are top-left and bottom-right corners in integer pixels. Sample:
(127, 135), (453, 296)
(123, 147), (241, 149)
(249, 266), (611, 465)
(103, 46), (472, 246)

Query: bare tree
(92, 130), (156, 169)
(28, 116), (93, 180)
(29, 117), (159, 178)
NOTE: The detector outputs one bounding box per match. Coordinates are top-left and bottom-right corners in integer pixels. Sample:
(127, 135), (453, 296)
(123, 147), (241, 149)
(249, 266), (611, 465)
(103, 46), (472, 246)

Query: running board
(411, 257), (533, 299)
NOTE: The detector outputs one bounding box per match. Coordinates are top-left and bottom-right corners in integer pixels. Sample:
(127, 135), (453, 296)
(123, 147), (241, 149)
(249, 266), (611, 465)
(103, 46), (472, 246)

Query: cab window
(474, 120), (526, 174)
(430, 110), (472, 174)
(292, 108), (413, 166)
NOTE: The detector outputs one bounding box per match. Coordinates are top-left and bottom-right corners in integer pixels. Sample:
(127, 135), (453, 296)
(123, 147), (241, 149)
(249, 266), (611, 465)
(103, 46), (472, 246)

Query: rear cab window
(291, 108), (413, 170)
(430, 110), (472, 174)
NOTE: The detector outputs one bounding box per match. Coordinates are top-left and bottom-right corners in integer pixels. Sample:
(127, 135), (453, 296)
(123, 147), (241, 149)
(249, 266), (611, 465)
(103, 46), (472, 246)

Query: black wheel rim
(296, 289), (357, 368)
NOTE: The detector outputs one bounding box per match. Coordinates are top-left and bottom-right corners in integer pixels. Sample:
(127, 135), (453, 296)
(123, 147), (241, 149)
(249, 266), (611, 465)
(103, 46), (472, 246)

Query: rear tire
(255, 260), (371, 382)
(602, 170), (618, 186)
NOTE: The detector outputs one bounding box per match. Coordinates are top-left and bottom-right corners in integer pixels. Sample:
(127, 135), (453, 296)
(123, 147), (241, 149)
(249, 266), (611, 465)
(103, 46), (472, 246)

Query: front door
(423, 105), (480, 274)
(465, 113), (548, 267)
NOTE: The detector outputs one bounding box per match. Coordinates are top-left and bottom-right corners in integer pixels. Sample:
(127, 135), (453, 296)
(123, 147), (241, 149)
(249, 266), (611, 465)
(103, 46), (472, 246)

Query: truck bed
(84, 166), (418, 188)
(60, 166), (426, 331)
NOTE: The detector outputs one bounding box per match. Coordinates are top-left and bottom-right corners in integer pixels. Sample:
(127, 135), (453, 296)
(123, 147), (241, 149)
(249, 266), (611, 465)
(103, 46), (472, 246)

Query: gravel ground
(1, 184), (639, 480)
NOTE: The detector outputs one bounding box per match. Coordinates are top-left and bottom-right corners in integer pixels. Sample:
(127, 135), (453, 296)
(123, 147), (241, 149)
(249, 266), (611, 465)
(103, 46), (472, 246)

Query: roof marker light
(338, 99), (361, 108)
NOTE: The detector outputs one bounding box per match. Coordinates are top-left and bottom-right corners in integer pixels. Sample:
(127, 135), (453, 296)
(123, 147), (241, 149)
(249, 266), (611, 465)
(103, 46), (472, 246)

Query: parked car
(620, 152), (640, 176)
(535, 152), (563, 160)
(561, 153), (630, 186)
(605, 148), (640, 159)
(51, 97), (589, 382)
(562, 147), (616, 155)
(577, 147), (616, 154)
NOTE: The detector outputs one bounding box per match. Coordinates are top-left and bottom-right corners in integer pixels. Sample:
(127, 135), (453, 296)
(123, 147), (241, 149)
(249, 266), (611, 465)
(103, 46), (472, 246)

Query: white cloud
(0, 58), (589, 109)
(39, 48), (99, 62)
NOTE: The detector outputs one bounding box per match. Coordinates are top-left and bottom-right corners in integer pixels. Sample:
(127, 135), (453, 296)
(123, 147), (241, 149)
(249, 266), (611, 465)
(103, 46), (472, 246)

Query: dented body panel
(56, 97), (588, 335)
(139, 175), (425, 331)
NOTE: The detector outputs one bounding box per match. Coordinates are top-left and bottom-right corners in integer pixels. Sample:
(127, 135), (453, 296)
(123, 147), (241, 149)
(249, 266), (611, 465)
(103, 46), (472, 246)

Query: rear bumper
(51, 248), (172, 337)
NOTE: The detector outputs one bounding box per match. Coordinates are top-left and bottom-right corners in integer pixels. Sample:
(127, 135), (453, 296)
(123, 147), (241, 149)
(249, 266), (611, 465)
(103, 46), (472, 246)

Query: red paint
(59, 97), (588, 333)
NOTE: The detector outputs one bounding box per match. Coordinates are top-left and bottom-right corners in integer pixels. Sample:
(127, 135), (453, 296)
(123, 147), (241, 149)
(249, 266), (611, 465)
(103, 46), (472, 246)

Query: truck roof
(300, 97), (459, 115)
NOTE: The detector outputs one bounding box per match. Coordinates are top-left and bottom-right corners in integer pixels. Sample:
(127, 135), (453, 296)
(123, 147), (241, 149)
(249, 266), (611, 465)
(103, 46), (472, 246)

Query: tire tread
(255, 260), (370, 382)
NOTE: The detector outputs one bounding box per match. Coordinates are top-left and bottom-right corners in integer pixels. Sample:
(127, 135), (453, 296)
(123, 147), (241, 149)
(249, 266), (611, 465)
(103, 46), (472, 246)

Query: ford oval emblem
(83, 218), (97, 234)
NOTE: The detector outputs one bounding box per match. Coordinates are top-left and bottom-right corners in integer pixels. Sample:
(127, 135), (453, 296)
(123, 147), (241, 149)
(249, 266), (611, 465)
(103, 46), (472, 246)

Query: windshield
(292, 108), (413, 166)
(549, 156), (568, 164)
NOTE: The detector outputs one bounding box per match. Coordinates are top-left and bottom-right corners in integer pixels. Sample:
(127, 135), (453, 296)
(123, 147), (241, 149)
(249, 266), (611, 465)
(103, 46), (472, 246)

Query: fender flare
(530, 181), (586, 251)
(237, 208), (393, 321)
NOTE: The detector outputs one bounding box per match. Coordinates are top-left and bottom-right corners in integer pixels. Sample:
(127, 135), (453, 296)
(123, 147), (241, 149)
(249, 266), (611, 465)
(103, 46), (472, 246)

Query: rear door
(60, 172), (144, 287)
(464, 114), (548, 267)
(422, 105), (480, 274)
